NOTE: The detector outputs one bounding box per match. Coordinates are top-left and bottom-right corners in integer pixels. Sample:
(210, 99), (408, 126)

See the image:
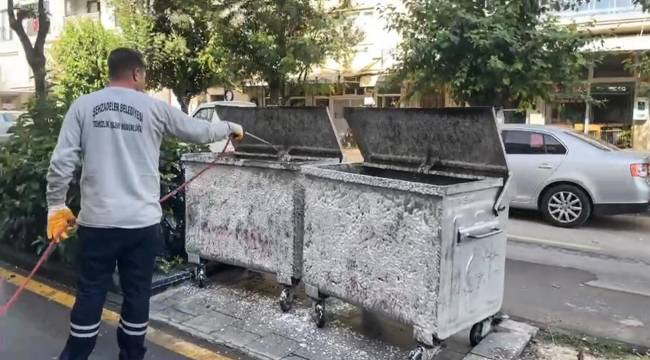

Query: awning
(583, 34), (650, 52)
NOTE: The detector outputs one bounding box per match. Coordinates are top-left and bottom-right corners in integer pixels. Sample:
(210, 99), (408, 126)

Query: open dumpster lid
(344, 107), (508, 176)
(215, 106), (342, 159)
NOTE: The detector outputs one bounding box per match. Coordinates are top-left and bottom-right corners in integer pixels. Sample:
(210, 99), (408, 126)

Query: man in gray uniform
(46, 48), (244, 360)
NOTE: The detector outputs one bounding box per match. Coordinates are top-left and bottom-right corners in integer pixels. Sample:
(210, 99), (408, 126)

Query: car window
(502, 130), (566, 155)
(193, 108), (213, 121)
(544, 134), (567, 155)
(3, 113), (16, 123)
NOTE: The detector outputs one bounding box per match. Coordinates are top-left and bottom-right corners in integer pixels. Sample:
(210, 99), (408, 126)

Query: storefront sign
(634, 98), (649, 121)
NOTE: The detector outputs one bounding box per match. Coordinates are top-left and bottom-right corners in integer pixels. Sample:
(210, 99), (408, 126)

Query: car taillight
(630, 163), (649, 177)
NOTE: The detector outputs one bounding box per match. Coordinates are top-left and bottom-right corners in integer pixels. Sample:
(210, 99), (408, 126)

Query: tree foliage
(217, 0), (362, 104)
(388, 0), (591, 109)
(51, 20), (124, 105)
(0, 100), (81, 263)
(115, 0), (233, 113)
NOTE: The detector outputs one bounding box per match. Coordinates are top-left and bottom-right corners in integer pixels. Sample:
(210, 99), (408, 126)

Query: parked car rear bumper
(593, 202), (650, 216)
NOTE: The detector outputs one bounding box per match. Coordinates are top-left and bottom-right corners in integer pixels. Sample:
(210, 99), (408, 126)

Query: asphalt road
(0, 280), (194, 359)
(505, 210), (650, 347)
(0, 268), (253, 360)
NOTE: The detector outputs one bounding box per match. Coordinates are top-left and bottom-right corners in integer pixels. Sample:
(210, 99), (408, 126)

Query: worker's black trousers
(59, 224), (161, 360)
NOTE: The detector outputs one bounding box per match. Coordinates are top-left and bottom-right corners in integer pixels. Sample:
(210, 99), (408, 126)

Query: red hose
(0, 137), (233, 316)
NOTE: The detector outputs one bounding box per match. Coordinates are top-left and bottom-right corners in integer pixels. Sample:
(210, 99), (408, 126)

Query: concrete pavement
(150, 266), (536, 360)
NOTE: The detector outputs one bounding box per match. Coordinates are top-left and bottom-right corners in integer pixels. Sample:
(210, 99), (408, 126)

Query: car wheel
(541, 184), (591, 228)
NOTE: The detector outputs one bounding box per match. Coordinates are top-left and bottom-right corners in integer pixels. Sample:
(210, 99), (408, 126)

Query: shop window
(377, 95), (400, 108)
(286, 98), (305, 107)
(591, 83), (633, 125)
(548, 101), (585, 125)
(315, 98), (329, 107)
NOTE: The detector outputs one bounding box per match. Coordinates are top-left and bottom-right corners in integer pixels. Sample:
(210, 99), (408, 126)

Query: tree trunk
(7, 0), (51, 103)
(268, 77), (283, 106)
(178, 97), (190, 114)
(30, 58), (47, 100)
(173, 90), (192, 114)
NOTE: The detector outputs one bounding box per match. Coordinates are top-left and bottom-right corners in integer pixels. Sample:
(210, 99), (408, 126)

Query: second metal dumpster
(183, 106), (342, 311)
(301, 108), (510, 359)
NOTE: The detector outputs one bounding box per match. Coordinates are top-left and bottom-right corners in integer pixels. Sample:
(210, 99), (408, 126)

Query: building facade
(534, 1), (650, 149)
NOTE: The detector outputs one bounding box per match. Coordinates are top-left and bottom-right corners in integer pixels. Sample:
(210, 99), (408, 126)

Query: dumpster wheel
(279, 286), (294, 312)
(194, 264), (207, 289)
(469, 317), (493, 346)
(313, 300), (326, 328)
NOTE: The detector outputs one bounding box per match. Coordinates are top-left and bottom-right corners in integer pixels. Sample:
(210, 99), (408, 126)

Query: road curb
(463, 320), (538, 360)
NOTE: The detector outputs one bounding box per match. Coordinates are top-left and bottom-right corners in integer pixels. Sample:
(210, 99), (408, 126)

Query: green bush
(0, 99), (81, 263)
(159, 139), (207, 258)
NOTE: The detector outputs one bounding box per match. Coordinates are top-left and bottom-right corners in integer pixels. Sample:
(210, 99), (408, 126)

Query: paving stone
(212, 326), (261, 348)
(469, 328), (533, 360)
(437, 350), (467, 360)
(152, 307), (195, 323)
(292, 346), (345, 360)
(246, 333), (300, 360)
(184, 311), (238, 334)
(496, 320), (538, 337)
(173, 297), (212, 317)
(445, 331), (473, 354)
(462, 355), (490, 360)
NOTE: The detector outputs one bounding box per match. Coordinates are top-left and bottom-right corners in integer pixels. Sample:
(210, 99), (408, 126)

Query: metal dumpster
(182, 106), (342, 311)
(301, 107), (510, 359)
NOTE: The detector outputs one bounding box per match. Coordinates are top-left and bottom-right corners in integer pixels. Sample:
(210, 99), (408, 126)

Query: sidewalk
(150, 266), (536, 360)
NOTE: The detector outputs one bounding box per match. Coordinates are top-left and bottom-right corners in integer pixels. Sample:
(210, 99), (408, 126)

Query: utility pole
(584, 62), (594, 135)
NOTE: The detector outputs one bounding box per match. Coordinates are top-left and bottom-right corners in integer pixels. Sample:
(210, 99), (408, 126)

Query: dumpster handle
(467, 228), (503, 240)
(458, 226), (503, 244)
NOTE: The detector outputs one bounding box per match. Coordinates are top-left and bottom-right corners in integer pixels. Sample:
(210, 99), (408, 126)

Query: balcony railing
(556, 0), (642, 18)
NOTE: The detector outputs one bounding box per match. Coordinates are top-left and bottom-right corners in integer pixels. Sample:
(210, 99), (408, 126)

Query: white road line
(508, 234), (602, 252)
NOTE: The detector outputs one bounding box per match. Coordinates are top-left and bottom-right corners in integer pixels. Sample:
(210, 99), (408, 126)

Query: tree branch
(34, 0), (50, 53)
(7, 0), (35, 57)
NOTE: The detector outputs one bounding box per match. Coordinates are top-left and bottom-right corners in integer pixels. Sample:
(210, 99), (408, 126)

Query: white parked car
(502, 125), (650, 227)
(190, 101), (256, 152)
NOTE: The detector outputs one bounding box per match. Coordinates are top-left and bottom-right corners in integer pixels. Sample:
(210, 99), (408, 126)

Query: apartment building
(538, 1), (650, 149)
(0, 0), (115, 110)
